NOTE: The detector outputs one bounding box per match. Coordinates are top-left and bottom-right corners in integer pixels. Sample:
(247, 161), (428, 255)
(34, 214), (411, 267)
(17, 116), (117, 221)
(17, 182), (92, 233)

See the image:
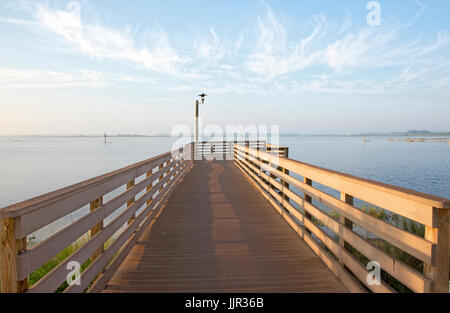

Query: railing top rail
(235, 144), (450, 210)
(266, 144), (286, 148)
(0, 146), (190, 218)
(196, 140), (266, 144)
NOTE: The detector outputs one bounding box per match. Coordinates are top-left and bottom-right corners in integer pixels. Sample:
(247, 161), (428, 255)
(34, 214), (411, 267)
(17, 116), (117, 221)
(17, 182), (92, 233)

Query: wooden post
(223, 140), (226, 160)
(424, 208), (449, 293)
(158, 163), (165, 195)
(90, 197), (104, 260)
(146, 171), (153, 209)
(256, 153), (262, 192)
(127, 180), (136, 225)
(303, 178), (312, 234)
(0, 217), (28, 293)
(282, 148), (290, 208)
(339, 193), (354, 265)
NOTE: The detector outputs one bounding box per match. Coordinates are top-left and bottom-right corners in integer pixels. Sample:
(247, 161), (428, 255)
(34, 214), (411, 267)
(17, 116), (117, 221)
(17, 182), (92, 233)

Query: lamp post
(194, 93), (207, 147)
(195, 100), (199, 145)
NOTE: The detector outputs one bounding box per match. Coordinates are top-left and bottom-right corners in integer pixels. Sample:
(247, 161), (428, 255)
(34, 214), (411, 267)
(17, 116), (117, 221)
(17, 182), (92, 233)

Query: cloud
(195, 27), (225, 61)
(245, 6), (326, 79)
(30, 2), (186, 75)
(0, 68), (156, 89)
(0, 1), (449, 96)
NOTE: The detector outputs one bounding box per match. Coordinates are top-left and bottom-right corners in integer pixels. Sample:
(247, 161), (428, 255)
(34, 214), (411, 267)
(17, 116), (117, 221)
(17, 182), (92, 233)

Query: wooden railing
(0, 144), (193, 293)
(3, 141), (446, 293)
(193, 140), (266, 160)
(234, 144), (449, 293)
(266, 144), (289, 158)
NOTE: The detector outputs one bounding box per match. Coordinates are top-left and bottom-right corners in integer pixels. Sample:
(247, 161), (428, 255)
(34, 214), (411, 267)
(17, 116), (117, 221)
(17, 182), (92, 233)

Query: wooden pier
(1, 141), (449, 293)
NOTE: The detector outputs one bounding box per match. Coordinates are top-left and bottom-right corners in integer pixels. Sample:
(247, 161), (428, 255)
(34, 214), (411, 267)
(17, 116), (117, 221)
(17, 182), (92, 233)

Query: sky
(0, 0), (449, 135)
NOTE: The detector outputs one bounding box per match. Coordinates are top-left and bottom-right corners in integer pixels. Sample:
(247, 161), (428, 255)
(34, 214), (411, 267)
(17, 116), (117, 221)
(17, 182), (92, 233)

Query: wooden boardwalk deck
(103, 160), (347, 293)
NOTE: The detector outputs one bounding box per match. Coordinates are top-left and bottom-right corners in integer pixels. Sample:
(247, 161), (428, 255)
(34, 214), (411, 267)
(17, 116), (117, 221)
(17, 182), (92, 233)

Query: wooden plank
(87, 160), (192, 293)
(127, 180), (136, 225)
(90, 197), (104, 260)
(235, 145), (449, 226)
(11, 154), (173, 239)
(238, 156), (381, 292)
(236, 153), (431, 293)
(302, 215), (395, 293)
(104, 160), (347, 293)
(250, 159), (435, 265)
(0, 218), (28, 293)
(0, 152), (174, 219)
(234, 159), (362, 293)
(14, 159), (175, 279)
(424, 208), (449, 292)
(339, 193), (353, 265)
(66, 160), (191, 293)
(342, 227), (431, 293)
(27, 162), (183, 292)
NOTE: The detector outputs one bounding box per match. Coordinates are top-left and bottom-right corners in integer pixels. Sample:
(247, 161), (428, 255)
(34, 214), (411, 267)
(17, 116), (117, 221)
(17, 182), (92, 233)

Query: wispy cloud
(242, 2), (450, 93)
(30, 2), (186, 75)
(246, 11), (326, 79)
(0, 1), (449, 95)
(0, 68), (155, 89)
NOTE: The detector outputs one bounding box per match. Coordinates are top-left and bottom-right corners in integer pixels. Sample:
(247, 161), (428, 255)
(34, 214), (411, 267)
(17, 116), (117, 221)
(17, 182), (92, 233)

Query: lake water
(0, 136), (448, 241)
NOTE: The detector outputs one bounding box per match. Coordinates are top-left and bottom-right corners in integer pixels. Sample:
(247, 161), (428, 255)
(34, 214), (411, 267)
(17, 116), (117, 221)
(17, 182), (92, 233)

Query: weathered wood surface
(234, 145), (449, 293)
(103, 161), (347, 293)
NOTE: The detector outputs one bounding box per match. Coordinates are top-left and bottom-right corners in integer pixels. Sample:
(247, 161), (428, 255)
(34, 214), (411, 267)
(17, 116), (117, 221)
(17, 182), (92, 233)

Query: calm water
(0, 136), (448, 241)
(280, 136), (450, 200)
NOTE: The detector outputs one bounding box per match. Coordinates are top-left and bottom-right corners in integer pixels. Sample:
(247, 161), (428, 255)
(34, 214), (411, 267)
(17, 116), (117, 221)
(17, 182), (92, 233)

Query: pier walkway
(104, 161), (346, 292)
(1, 141), (448, 293)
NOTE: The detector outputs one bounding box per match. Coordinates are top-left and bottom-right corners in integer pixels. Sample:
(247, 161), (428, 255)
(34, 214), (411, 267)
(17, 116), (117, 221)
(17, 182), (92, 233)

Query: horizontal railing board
(342, 227), (431, 293)
(86, 161), (191, 293)
(28, 159), (187, 292)
(234, 157), (366, 293)
(263, 162), (435, 265)
(16, 152), (183, 238)
(81, 159), (190, 293)
(10, 153), (174, 239)
(15, 158), (177, 277)
(24, 160), (184, 288)
(238, 145), (450, 210)
(279, 177), (432, 292)
(234, 149), (436, 265)
(276, 176), (430, 292)
(65, 207), (156, 293)
(301, 214), (395, 293)
(235, 147), (435, 293)
(65, 159), (189, 293)
(15, 169), (136, 238)
(0, 151), (180, 218)
(235, 146), (449, 226)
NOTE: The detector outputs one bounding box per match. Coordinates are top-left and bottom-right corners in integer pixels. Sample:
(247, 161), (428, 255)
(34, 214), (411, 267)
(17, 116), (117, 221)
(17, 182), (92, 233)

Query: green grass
(26, 233), (117, 293)
(28, 235), (92, 293)
(352, 205), (426, 292)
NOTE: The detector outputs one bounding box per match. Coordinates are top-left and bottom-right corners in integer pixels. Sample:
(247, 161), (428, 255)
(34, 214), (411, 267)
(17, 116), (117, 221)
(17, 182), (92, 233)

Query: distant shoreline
(0, 130), (449, 138)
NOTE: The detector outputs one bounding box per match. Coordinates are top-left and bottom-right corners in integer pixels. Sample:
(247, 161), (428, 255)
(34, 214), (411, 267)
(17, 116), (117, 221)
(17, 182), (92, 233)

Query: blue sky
(0, 0), (449, 135)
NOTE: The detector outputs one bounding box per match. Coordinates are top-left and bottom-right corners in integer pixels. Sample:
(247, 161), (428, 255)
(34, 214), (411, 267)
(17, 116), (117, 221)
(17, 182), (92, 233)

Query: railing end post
(424, 208), (449, 293)
(1, 217), (28, 293)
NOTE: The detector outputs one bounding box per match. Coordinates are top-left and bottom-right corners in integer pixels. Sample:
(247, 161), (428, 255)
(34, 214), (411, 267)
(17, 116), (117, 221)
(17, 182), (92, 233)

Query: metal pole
(195, 100), (199, 144)
(194, 100), (199, 158)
